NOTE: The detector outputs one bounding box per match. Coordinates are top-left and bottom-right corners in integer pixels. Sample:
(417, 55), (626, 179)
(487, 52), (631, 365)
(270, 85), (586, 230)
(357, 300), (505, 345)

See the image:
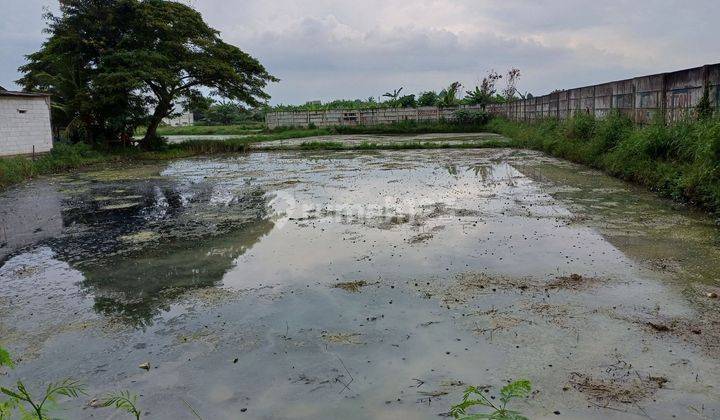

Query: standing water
(1, 147), (719, 419)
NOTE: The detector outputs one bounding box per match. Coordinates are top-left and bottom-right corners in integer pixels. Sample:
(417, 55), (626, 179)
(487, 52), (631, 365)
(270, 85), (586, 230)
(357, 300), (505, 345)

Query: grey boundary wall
(266, 63), (720, 129)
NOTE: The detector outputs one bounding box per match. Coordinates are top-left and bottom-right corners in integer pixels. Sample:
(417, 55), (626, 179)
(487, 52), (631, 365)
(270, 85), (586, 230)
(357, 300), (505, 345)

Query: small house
(0, 87), (53, 157)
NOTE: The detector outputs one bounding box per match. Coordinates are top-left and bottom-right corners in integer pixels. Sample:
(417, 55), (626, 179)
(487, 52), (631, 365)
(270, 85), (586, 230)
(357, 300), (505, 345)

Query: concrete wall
(486, 63), (719, 124)
(266, 106), (467, 129)
(266, 63), (720, 129)
(0, 95), (53, 156)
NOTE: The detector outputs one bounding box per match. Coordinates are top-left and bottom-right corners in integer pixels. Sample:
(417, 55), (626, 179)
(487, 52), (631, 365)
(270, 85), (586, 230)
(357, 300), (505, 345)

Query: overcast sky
(2, 0), (719, 105)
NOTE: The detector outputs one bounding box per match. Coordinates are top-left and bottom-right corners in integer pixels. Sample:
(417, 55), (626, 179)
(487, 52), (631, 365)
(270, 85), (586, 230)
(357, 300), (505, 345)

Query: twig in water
(335, 356), (354, 394)
(182, 398), (203, 420)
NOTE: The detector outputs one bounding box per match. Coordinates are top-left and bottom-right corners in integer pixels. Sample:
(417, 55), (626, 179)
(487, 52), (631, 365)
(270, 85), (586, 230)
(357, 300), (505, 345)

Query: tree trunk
(143, 97), (172, 148)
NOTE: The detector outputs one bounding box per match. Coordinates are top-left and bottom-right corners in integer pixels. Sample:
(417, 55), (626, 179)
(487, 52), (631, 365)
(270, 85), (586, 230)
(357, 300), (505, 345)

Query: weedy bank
(487, 112), (720, 215)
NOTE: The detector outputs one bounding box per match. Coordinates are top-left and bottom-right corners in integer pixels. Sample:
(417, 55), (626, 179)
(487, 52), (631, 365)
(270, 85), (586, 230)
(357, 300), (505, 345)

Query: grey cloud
(1, 0), (718, 104)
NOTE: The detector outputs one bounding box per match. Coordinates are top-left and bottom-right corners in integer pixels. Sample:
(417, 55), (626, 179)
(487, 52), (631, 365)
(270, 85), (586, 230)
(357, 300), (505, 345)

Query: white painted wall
(0, 95), (53, 156)
(163, 111), (194, 127)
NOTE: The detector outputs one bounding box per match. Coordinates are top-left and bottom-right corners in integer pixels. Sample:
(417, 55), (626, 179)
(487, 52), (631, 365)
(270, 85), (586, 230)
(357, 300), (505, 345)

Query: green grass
(330, 120), (488, 135)
(293, 140), (508, 151)
(135, 122), (264, 136)
(486, 113), (720, 214)
(299, 141), (345, 150)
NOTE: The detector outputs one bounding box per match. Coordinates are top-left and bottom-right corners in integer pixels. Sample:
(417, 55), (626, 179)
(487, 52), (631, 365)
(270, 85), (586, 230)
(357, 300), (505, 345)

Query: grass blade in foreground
(450, 380), (531, 420)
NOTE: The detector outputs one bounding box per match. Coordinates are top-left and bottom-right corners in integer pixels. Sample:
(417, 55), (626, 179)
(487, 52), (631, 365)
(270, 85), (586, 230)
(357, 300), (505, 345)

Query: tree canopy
(19, 0), (277, 147)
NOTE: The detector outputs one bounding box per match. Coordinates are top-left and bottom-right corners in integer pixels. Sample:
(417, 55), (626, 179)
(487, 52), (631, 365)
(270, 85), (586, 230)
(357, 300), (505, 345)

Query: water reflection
(44, 174), (276, 326)
(81, 219), (273, 327)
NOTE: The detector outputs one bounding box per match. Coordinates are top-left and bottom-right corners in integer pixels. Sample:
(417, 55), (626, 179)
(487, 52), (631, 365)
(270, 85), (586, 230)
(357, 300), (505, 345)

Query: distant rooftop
(0, 88), (50, 98)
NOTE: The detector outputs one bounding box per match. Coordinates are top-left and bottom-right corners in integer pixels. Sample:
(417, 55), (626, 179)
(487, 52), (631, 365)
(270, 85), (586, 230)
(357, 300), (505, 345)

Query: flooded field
(1, 145), (720, 419)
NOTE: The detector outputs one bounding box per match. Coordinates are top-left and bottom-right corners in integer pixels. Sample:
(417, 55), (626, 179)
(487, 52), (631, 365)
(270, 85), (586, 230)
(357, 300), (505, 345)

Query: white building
(0, 88), (53, 157)
(163, 110), (194, 127)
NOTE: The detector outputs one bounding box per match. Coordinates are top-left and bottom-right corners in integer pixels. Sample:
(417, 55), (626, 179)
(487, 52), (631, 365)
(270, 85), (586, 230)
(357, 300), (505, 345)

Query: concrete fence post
(660, 73), (668, 123)
(632, 80), (637, 124)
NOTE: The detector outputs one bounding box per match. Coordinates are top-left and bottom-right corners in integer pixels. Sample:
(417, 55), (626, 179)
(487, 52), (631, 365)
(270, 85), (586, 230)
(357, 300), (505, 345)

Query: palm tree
(382, 87), (404, 107)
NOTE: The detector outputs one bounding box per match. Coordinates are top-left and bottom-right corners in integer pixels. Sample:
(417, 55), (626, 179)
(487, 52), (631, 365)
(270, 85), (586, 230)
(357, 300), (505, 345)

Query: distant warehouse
(0, 86), (53, 157)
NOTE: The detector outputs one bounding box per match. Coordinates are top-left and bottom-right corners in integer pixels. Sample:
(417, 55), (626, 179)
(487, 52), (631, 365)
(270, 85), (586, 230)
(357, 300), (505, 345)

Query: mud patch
(178, 286), (245, 307)
(638, 313), (720, 357)
(332, 280), (368, 293)
(321, 331), (363, 345)
(425, 272), (604, 306)
(471, 307), (531, 335)
(612, 283), (720, 357)
(644, 257), (683, 274)
(408, 233), (434, 244)
(546, 273), (599, 290)
(569, 359), (668, 406)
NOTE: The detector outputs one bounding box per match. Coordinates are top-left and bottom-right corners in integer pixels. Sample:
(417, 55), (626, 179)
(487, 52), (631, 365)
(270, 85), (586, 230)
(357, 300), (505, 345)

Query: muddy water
(1, 148), (719, 419)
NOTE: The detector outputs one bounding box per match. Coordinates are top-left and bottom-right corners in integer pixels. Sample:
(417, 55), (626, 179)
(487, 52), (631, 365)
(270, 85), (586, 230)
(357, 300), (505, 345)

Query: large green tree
(19, 0), (277, 148)
(19, 0), (145, 145)
(128, 0), (277, 144)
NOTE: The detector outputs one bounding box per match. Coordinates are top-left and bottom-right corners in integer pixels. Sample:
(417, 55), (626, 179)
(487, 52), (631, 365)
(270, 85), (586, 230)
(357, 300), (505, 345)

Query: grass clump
(486, 112), (720, 214)
(136, 122), (264, 136)
(299, 141), (345, 150)
(289, 140), (508, 151)
(330, 119), (488, 135)
(98, 391), (142, 419)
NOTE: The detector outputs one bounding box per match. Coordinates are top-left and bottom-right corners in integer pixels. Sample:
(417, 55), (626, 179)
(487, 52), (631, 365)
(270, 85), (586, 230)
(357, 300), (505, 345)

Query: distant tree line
(272, 68), (526, 112)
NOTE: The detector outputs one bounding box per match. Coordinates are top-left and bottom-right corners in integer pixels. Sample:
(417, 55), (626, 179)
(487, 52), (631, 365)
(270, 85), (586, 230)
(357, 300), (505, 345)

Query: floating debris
(321, 332), (363, 345)
(100, 202), (141, 211)
(119, 231), (160, 243)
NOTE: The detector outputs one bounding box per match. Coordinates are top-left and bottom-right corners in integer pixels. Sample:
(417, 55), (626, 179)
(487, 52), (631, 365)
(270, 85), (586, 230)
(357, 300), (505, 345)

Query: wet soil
(1, 146), (719, 419)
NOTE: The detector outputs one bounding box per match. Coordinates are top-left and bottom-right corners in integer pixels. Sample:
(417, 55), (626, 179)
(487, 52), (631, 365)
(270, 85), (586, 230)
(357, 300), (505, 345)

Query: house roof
(0, 89), (51, 98)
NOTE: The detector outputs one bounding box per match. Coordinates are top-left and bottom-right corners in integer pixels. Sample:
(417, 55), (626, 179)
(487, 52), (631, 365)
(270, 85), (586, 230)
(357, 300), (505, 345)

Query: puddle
(1, 147), (719, 419)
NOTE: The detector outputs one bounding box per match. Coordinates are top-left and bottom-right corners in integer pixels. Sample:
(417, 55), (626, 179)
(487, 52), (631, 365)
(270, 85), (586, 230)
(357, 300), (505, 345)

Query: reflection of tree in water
(469, 165), (492, 181)
(83, 218), (274, 328)
(444, 164), (458, 176)
(51, 177), (274, 327)
(445, 163), (494, 181)
(57, 181), (223, 261)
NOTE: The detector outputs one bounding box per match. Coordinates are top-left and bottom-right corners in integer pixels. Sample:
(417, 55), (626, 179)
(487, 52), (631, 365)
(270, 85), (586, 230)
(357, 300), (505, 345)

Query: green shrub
(453, 109), (492, 126)
(697, 85), (714, 120)
(563, 113), (596, 141)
